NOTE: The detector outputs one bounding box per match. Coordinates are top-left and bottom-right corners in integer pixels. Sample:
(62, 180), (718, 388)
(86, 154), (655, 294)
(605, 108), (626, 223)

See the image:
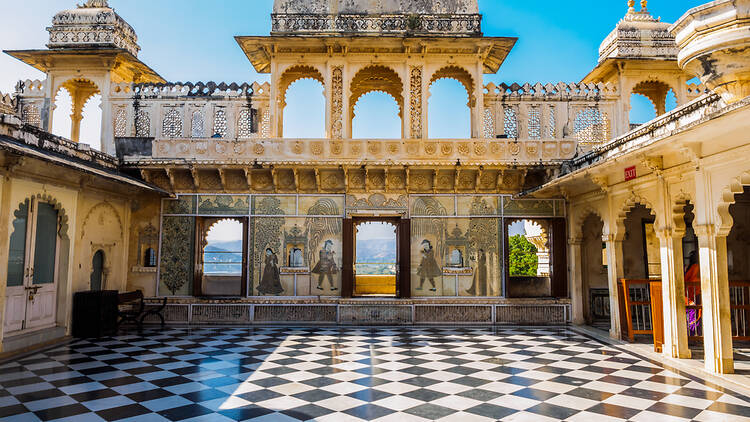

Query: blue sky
(0, 0), (705, 145)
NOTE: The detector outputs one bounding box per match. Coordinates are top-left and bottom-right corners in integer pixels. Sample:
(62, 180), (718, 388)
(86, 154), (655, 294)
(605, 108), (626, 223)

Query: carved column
(604, 233), (624, 339)
(657, 227), (691, 358)
(408, 66), (423, 139)
(695, 223), (734, 373)
(569, 236), (585, 325)
(329, 66), (344, 139)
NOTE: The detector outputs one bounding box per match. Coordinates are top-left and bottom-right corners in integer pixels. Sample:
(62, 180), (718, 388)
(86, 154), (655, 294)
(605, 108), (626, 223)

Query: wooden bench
(117, 291), (167, 330)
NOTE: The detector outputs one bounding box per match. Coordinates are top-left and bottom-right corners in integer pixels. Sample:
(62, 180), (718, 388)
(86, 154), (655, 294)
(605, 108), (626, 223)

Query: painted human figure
(312, 240), (338, 291)
(467, 249), (488, 296)
(416, 239), (440, 292)
(258, 248), (283, 295)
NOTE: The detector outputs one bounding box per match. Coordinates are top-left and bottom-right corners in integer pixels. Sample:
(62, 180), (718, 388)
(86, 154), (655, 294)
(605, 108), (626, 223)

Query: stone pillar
(604, 233), (624, 339)
(569, 237), (585, 325)
(695, 223), (734, 373)
(657, 228), (691, 359)
(99, 76), (114, 154)
(328, 65), (344, 139)
(406, 65), (423, 139)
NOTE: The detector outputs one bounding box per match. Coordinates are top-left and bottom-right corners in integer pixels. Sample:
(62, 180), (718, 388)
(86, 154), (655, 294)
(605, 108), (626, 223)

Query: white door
(4, 199), (59, 334)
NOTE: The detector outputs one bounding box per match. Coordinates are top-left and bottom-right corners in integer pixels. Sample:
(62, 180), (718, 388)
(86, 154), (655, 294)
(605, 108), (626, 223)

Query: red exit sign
(624, 166), (637, 181)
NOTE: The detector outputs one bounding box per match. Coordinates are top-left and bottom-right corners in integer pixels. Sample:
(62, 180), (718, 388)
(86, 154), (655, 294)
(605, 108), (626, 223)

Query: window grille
(483, 107), (494, 139)
(574, 107), (610, 145)
(191, 110), (204, 138)
(114, 108), (127, 137)
(135, 110), (150, 137)
(162, 108), (182, 138)
(237, 108), (256, 138)
(503, 106), (518, 139)
(22, 104), (41, 127)
(213, 109), (227, 138)
(547, 106), (556, 138)
(528, 106), (541, 139)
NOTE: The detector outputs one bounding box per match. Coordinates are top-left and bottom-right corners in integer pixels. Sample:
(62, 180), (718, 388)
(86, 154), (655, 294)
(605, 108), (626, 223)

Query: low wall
(142, 298), (571, 326)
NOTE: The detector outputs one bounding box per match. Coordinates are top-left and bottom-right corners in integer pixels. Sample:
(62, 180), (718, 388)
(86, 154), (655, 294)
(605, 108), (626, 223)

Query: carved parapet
(16, 80), (45, 99)
(130, 81), (265, 99)
(672, 0), (750, 104)
(148, 138), (578, 165)
(484, 82), (619, 100)
(270, 13), (482, 36)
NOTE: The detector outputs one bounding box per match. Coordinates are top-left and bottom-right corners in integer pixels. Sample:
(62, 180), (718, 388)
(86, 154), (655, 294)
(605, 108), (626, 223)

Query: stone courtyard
(1, 327), (750, 421)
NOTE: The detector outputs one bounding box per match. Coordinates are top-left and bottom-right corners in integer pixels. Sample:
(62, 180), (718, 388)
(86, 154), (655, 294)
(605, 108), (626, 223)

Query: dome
(273, 0), (479, 15)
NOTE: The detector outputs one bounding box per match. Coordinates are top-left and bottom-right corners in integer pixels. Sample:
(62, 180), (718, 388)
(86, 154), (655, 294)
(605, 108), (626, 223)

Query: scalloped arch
(349, 65), (404, 117)
(717, 171), (750, 236)
(14, 194), (70, 240)
(81, 201), (124, 240)
(428, 65), (476, 107)
(278, 65), (325, 107)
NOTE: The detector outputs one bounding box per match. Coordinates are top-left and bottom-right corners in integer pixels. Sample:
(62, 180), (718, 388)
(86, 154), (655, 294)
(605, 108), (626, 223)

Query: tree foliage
(509, 234), (538, 277)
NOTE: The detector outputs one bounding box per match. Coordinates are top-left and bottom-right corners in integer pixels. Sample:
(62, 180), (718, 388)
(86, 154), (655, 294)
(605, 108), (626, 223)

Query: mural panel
(197, 195), (249, 215)
(159, 216), (195, 296)
(163, 196), (196, 215)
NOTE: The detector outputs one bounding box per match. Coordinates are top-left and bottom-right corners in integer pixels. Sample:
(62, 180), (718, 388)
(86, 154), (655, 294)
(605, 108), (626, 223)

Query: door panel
(32, 202), (58, 285)
(7, 200), (29, 287)
(3, 290), (26, 333)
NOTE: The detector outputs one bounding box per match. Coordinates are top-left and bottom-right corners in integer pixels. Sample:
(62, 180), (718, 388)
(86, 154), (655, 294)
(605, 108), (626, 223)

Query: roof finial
(79, 0), (109, 8)
(640, 0), (648, 11)
(628, 0), (636, 13)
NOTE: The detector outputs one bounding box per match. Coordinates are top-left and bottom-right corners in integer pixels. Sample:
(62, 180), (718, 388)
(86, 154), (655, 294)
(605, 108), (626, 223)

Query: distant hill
(205, 240), (243, 252)
(356, 238), (397, 263)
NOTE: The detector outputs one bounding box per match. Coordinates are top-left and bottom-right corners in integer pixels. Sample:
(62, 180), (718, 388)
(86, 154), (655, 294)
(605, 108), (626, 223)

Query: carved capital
(641, 155), (664, 177)
(589, 174), (609, 193)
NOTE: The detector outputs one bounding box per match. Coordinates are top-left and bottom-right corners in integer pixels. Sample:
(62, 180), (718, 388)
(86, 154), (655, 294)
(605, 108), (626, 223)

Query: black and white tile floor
(1, 327), (749, 421)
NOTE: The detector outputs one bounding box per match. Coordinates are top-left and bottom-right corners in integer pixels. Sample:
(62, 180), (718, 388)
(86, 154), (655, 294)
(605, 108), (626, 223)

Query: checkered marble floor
(1, 327), (750, 422)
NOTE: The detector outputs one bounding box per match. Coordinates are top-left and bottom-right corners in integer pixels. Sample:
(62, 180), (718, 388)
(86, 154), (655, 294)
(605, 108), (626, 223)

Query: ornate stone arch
(613, 191), (657, 241)
(15, 193), (70, 240)
(573, 205), (605, 241)
(278, 64), (325, 108)
(349, 65), (404, 119)
(717, 170), (750, 236)
(428, 65), (476, 107)
(81, 201), (124, 240)
(671, 191), (694, 237)
(631, 78), (677, 116)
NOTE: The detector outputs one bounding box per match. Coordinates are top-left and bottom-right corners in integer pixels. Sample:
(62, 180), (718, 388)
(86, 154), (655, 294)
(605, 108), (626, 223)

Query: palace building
(0, 0), (749, 376)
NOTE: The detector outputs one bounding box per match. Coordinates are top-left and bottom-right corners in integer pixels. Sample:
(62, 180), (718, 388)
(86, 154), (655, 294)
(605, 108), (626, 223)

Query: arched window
(80, 94), (102, 149)
(51, 88), (73, 139)
(144, 248), (157, 268)
(135, 109), (150, 137)
(191, 110), (205, 138)
(428, 67), (473, 139)
(162, 108), (182, 138)
(91, 250), (105, 291)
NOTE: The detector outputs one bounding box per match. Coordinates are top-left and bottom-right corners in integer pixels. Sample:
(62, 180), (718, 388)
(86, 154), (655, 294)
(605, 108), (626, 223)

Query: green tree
(509, 234), (538, 277)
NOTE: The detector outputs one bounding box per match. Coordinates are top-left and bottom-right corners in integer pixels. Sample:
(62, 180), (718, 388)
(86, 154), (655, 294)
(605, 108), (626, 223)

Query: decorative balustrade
(147, 137), (577, 164)
(484, 82), (619, 148)
(271, 13), (482, 36)
(109, 81), (272, 140)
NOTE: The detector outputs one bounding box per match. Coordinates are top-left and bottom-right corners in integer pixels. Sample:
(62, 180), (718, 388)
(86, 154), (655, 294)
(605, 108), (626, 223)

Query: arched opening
(352, 92), (401, 138)
(428, 78), (470, 138)
(679, 202), (702, 339)
(283, 78), (325, 138)
(277, 65), (325, 138)
(198, 218), (248, 297)
(90, 250), (105, 291)
(581, 214), (609, 330)
(80, 94), (102, 149)
(619, 203), (660, 344)
(349, 65), (404, 139)
(51, 87), (73, 140)
(630, 80), (675, 127)
(428, 66), (474, 139)
(726, 188), (750, 340)
(354, 220), (398, 297)
(51, 78), (101, 147)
